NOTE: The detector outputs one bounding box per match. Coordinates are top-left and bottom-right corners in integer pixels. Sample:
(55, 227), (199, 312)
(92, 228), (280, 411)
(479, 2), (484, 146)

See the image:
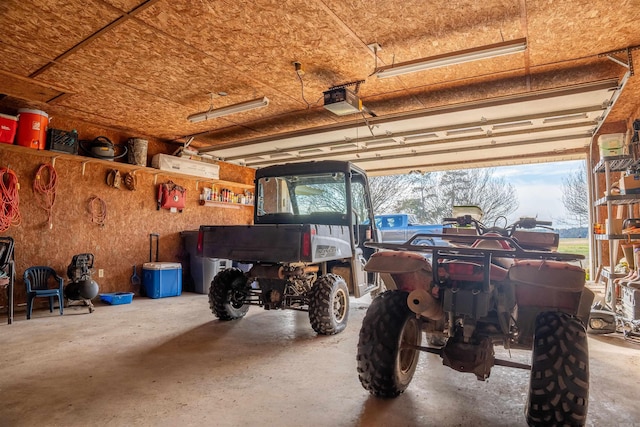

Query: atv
(357, 211), (594, 426)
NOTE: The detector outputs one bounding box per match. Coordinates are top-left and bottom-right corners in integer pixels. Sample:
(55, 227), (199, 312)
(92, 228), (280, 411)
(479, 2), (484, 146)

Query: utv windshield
(256, 172), (348, 224)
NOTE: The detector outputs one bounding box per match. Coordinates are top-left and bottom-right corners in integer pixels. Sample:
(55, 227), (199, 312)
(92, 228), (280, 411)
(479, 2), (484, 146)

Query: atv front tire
(526, 311), (589, 427)
(308, 274), (349, 335)
(209, 268), (250, 320)
(357, 290), (421, 397)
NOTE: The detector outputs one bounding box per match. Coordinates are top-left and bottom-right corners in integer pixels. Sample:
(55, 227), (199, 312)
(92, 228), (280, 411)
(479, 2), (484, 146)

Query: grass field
(558, 238), (591, 278)
(557, 238), (590, 259)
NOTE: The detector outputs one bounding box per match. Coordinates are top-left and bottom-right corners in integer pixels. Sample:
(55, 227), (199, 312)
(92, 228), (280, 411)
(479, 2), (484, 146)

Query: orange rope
(0, 167), (21, 232)
(33, 163), (57, 229)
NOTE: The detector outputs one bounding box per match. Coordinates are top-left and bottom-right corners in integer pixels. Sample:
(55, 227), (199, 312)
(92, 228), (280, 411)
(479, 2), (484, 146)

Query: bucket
(16, 109), (48, 150)
(127, 138), (148, 166)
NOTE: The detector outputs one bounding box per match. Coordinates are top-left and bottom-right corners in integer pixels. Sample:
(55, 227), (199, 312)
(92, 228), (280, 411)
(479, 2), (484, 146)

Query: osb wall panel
(136, 0), (377, 101)
(0, 143), (254, 314)
(59, 18), (270, 109)
(526, 0), (640, 65)
(102, 0), (147, 13)
(606, 53), (640, 123)
(325, 0), (521, 64)
(0, 45), (51, 76)
(0, 0), (120, 59)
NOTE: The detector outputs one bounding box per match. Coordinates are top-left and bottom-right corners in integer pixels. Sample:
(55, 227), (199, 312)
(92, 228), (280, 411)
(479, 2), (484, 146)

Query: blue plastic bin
(100, 292), (134, 305)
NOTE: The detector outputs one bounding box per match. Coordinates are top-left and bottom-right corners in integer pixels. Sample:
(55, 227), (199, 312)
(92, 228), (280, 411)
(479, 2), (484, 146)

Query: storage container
(191, 258), (231, 294)
(621, 284), (640, 320)
(0, 113), (18, 144)
(100, 292), (134, 305)
(16, 108), (48, 150)
(179, 230), (231, 294)
(598, 133), (625, 158)
(142, 262), (182, 298)
(47, 128), (79, 154)
(151, 153), (219, 179)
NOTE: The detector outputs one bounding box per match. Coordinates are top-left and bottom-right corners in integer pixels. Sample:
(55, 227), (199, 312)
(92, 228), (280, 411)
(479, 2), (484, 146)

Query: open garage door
(201, 78), (627, 175)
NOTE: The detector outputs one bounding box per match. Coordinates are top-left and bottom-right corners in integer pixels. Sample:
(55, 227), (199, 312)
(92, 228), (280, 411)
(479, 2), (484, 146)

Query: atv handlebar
(443, 215), (553, 237)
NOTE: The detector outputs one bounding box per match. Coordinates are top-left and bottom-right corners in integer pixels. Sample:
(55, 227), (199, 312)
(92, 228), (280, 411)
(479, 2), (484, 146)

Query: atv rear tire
(209, 268), (250, 320)
(526, 311), (589, 427)
(357, 290), (421, 397)
(308, 274), (349, 335)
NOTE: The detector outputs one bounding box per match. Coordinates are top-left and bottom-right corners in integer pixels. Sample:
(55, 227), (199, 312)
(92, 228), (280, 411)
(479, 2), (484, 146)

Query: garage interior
(1, 0), (640, 426)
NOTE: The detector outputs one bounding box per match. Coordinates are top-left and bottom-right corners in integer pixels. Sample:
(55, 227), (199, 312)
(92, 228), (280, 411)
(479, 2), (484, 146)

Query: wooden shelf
(199, 200), (253, 209)
(1, 143), (253, 189)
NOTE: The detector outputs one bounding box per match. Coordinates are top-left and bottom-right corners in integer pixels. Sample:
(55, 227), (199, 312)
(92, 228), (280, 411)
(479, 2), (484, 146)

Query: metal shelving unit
(593, 155), (640, 311)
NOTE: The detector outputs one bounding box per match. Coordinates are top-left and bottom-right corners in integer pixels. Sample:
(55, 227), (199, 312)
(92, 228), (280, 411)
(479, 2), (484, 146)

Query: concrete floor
(1, 293), (639, 427)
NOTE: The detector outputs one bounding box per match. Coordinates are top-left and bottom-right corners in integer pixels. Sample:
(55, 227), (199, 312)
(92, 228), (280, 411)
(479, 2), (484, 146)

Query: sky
(491, 159), (585, 228)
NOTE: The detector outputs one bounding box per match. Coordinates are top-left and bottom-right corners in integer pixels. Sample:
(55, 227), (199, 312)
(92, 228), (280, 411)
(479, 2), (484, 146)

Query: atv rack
(365, 232), (585, 262)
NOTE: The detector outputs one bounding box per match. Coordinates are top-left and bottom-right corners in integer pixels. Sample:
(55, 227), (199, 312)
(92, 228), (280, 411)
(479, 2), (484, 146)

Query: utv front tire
(308, 274), (349, 335)
(357, 290), (421, 397)
(209, 268), (250, 320)
(526, 311), (589, 427)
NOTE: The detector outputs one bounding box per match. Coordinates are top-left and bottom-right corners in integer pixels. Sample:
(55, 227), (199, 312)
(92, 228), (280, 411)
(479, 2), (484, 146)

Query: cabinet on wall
(593, 154), (640, 312)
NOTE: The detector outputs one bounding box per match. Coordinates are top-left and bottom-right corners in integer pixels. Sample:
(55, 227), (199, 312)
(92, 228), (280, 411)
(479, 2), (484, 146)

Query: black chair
(0, 237), (15, 324)
(23, 266), (64, 320)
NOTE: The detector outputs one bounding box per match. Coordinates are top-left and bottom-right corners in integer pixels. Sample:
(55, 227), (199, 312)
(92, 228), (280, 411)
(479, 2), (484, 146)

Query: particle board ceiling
(1, 0), (639, 175)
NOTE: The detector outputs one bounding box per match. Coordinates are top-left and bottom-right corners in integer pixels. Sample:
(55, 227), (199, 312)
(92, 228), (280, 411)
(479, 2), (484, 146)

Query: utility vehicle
(198, 160), (380, 335)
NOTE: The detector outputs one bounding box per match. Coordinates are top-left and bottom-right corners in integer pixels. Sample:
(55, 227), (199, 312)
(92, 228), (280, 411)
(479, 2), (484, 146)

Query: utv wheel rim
(333, 287), (348, 323)
(399, 318), (420, 375)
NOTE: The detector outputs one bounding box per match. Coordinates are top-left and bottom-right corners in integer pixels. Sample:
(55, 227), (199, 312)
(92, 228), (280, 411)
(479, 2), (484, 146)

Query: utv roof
(255, 160), (367, 179)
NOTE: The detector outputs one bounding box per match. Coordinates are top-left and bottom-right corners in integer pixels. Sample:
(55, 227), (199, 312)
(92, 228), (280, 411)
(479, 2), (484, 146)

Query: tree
(561, 162), (588, 227)
(368, 174), (415, 214)
(396, 169), (518, 224)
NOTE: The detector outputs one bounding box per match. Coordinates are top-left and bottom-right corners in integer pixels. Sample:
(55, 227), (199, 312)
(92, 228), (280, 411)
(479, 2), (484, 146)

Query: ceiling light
(188, 97), (269, 123)
(374, 38), (527, 79)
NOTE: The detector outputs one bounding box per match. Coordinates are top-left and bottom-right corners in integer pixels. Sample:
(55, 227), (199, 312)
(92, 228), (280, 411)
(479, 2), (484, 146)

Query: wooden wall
(0, 116), (254, 313)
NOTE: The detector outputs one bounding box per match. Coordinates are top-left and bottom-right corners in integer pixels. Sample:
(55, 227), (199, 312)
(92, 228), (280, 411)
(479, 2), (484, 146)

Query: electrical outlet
(98, 269), (104, 278)
(292, 61), (304, 75)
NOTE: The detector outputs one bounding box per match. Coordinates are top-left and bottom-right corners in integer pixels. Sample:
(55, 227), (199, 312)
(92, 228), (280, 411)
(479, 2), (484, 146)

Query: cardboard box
(606, 218), (624, 235)
(143, 262), (182, 298)
(619, 174), (640, 194)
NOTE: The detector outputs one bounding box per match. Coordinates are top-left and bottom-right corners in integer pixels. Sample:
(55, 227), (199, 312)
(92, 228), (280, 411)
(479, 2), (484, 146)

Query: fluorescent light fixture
(188, 97), (269, 123)
(375, 38), (527, 79)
